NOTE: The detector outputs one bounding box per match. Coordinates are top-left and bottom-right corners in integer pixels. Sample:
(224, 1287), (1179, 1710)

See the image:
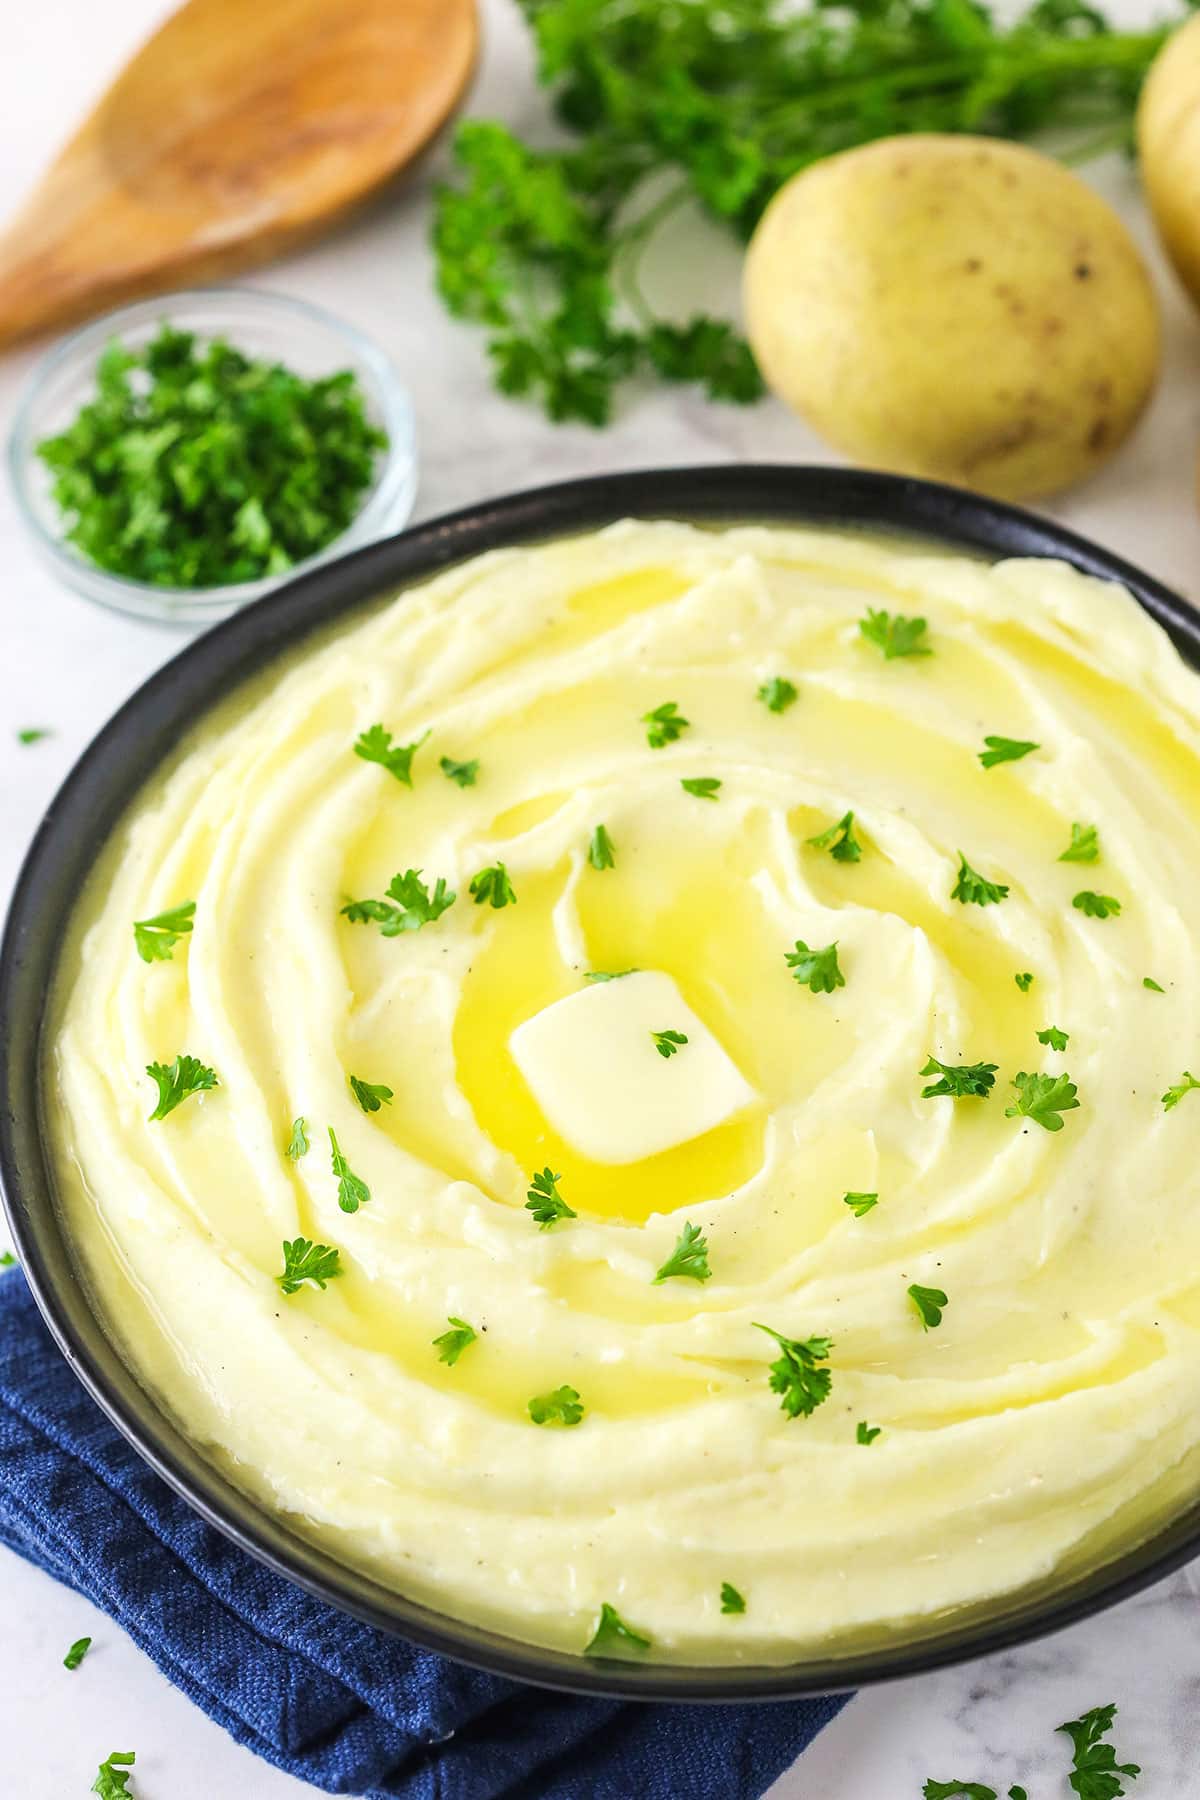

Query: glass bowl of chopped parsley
(8, 288), (417, 624)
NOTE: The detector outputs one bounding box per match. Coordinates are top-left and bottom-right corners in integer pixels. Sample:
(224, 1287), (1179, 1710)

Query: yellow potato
(1139, 15), (1200, 311)
(743, 135), (1160, 501)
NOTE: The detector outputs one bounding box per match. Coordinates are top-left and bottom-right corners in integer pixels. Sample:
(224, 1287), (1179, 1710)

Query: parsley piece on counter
(920, 1056), (997, 1100)
(856, 1421), (882, 1445)
(654, 1221), (710, 1284)
(859, 608), (931, 659)
(843, 1191), (879, 1217)
(1015, 971), (1034, 992)
(806, 810), (862, 863)
(328, 1129), (370, 1212)
(526, 1167), (576, 1228)
(342, 869), (457, 935)
(433, 1317), (478, 1365)
(1162, 1072), (1200, 1112)
(979, 735), (1038, 769)
(1057, 1703), (1140, 1799)
(145, 1054), (218, 1121)
(922, 1784), (998, 1799)
(720, 1582), (746, 1614)
(17, 726), (51, 744)
(528, 1384), (584, 1426)
(952, 852), (1009, 906)
(91, 1750), (137, 1798)
(642, 701), (689, 748)
(132, 900), (195, 964)
(1006, 1070), (1080, 1131)
(584, 968), (639, 983)
(470, 862), (517, 908)
(286, 1117), (309, 1160)
(0, 1251), (16, 1270)
(908, 1284), (948, 1330)
(63, 1636), (92, 1671)
(1059, 822), (1100, 864)
(588, 823), (616, 870)
(754, 1324), (833, 1419)
(1010, 1790), (1028, 1799)
(277, 1238), (342, 1295)
(785, 939), (844, 994)
(758, 677), (798, 714)
(681, 776), (721, 800)
(1144, 977), (1165, 993)
(354, 723), (429, 787)
(1073, 889), (1121, 920)
(349, 1075), (394, 1114)
(1037, 1026), (1069, 1051)
(585, 1603), (651, 1658)
(651, 1028), (688, 1058)
(440, 754), (479, 788)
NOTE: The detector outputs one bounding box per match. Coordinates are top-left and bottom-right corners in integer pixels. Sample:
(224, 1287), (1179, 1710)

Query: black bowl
(4, 465), (1200, 1701)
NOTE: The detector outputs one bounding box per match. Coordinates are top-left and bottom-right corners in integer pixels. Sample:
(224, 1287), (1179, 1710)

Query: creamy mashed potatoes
(52, 520), (1200, 1663)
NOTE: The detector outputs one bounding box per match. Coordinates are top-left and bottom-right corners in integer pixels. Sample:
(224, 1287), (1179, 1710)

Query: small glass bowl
(8, 288), (418, 626)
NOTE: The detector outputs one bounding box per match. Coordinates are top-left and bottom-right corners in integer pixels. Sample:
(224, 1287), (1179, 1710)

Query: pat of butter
(509, 970), (757, 1165)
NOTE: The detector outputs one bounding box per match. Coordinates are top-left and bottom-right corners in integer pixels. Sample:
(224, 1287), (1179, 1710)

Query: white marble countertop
(2, 0), (1199, 1793)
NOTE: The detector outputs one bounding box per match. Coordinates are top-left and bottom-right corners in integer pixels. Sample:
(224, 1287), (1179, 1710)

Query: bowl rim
(6, 284), (418, 620)
(4, 462), (1200, 1702)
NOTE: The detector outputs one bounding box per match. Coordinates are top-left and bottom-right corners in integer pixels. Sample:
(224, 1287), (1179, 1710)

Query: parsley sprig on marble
(92, 1749), (138, 1798)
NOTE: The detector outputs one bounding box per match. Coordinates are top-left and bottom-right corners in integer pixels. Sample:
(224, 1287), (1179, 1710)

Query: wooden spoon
(0, 0), (478, 349)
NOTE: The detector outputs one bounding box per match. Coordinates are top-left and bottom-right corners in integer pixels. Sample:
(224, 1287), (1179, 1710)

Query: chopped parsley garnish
(470, 861), (517, 908)
(440, 754), (479, 788)
(919, 1056), (997, 1099)
(528, 1384), (584, 1426)
(642, 701), (689, 747)
(17, 726), (51, 744)
(1006, 1070), (1080, 1131)
(843, 1191), (879, 1217)
(525, 1167), (576, 1228)
(785, 939), (844, 994)
(584, 967), (639, 983)
(1162, 1072), (1200, 1112)
(38, 326), (386, 588)
(1037, 1026), (1069, 1051)
(806, 810), (862, 863)
(1015, 971), (1034, 992)
(433, 1317), (478, 1365)
(1059, 821), (1100, 864)
(859, 608), (931, 659)
(285, 1117), (309, 1159)
(758, 677), (798, 714)
(720, 1581), (746, 1614)
(1073, 889), (1121, 919)
(908, 1283), (948, 1330)
(353, 723), (429, 786)
(349, 1074), (394, 1114)
(654, 1221), (710, 1283)
(342, 868), (457, 934)
(1057, 1703), (1140, 1799)
(585, 1603), (651, 1658)
(681, 775), (721, 800)
(132, 900), (195, 963)
(329, 1128), (370, 1212)
(0, 1251), (16, 1270)
(588, 823), (616, 869)
(63, 1636), (92, 1670)
(651, 1028), (688, 1058)
(277, 1237), (342, 1295)
(952, 852), (1009, 906)
(145, 1054), (218, 1120)
(1144, 977), (1165, 993)
(978, 734), (1038, 768)
(857, 1421), (882, 1445)
(754, 1324), (833, 1419)
(91, 1750), (137, 1798)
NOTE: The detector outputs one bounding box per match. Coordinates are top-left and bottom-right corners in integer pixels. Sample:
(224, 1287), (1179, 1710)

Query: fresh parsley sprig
(859, 609), (931, 659)
(1006, 1070), (1080, 1131)
(526, 1167), (576, 1228)
(64, 1636), (92, 1670)
(681, 776), (721, 800)
(806, 810), (862, 863)
(1057, 1703), (1140, 1799)
(528, 1384), (584, 1426)
(920, 1056), (997, 1099)
(1073, 889), (1121, 919)
(145, 1054), (218, 1121)
(433, 1317), (478, 1365)
(909, 1283), (948, 1330)
(758, 677), (797, 714)
(654, 1221), (710, 1283)
(349, 1075), (394, 1114)
(329, 1128), (370, 1212)
(286, 1117), (309, 1159)
(342, 868), (457, 934)
(843, 1191), (879, 1216)
(642, 702), (689, 747)
(952, 852), (1009, 906)
(651, 1028), (688, 1058)
(1162, 1072), (1200, 1112)
(785, 939), (844, 993)
(857, 1421), (882, 1445)
(754, 1324), (833, 1419)
(470, 862), (517, 908)
(1059, 822), (1100, 863)
(354, 724), (429, 787)
(278, 1238), (342, 1295)
(133, 900), (195, 963)
(588, 823), (616, 869)
(978, 735), (1038, 768)
(91, 1750), (137, 1798)
(720, 1582), (746, 1614)
(440, 754), (480, 788)
(1037, 1026), (1069, 1051)
(585, 1602), (651, 1657)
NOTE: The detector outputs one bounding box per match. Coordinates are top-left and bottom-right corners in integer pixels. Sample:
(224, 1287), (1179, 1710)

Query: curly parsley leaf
(470, 861), (517, 908)
(329, 1128), (370, 1212)
(1073, 890), (1121, 920)
(349, 1074), (394, 1114)
(353, 723), (429, 787)
(528, 1384), (584, 1426)
(1037, 1025), (1069, 1051)
(806, 810), (862, 863)
(440, 754), (479, 788)
(843, 1191), (879, 1216)
(720, 1581), (746, 1614)
(1059, 821), (1100, 864)
(1057, 1702), (1140, 1799)
(286, 1116), (309, 1160)
(642, 701), (689, 748)
(145, 1053), (218, 1120)
(588, 823), (616, 869)
(63, 1636), (92, 1671)
(651, 1027), (688, 1058)
(909, 1283), (948, 1330)
(133, 900), (195, 964)
(920, 1056), (997, 1099)
(1006, 1070), (1080, 1131)
(979, 735), (1038, 768)
(1162, 1072), (1200, 1112)
(785, 939), (844, 994)
(341, 868), (457, 935)
(681, 775), (721, 800)
(952, 852), (1009, 906)
(754, 1324), (833, 1419)
(278, 1237), (342, 1295)
(91, 1750), (137, 1798)
(758, 677), (798, 714)
(526, 1166), (576, 1228)
(433, 1316), (478, 1366)
(1015, 971), (1034, 992)
(859, 608), (931, 659)
(857, 1420), (882, 1445)
(585, 1602), (651, 1657)
(654, 1220), (710, 1283)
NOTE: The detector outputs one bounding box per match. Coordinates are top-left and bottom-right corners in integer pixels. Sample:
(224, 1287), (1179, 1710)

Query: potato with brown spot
(1139, 14), (1200, 313)
(743, 135), (1160, 501)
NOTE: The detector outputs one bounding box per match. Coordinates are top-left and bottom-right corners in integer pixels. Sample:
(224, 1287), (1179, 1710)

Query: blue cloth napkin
(0, 1269), (848, 1798)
